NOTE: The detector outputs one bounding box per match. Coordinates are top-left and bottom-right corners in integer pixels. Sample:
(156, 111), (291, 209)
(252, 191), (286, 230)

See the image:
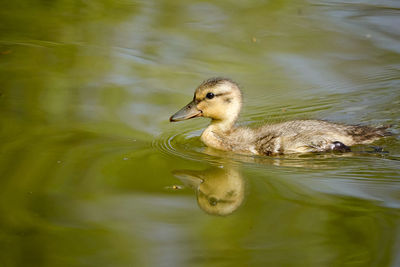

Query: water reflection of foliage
(0, 0), (137, 131)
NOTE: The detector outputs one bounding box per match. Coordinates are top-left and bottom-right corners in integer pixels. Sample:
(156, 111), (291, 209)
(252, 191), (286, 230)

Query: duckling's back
(254, 120), (391, 155)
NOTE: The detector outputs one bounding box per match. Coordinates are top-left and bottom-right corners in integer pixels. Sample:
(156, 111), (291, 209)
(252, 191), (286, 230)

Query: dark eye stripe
(215, 92), (229, 97)
(204, 92), (230, 100)
(195, 92), (231, 102)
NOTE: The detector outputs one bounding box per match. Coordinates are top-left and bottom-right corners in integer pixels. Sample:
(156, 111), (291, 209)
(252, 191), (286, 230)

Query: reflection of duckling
(172, 166), (245, 216)
(170, 78), (391, 155)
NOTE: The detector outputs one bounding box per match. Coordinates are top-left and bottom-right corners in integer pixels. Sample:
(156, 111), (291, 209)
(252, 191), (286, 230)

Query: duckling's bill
(170, 100), (202, 122)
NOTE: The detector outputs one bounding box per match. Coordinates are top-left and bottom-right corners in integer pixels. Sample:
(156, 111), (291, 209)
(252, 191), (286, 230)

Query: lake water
(1, 0), (400, 266)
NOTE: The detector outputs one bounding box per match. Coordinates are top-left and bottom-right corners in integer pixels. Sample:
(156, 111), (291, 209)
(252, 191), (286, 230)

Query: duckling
(170, 78), (391, 155)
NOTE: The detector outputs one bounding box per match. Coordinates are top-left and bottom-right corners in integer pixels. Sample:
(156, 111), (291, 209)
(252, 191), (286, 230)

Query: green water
(1, 0), (400, 266)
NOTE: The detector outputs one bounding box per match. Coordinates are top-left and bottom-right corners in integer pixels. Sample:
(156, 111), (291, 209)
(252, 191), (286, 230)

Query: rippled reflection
(172, 164), (245, 216)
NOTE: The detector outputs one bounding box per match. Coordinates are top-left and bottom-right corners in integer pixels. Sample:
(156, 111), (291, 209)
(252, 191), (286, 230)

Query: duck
(169, 77), (391, 155)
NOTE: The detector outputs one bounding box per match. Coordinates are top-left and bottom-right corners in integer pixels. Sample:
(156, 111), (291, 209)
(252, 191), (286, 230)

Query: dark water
(1, 0), (400, 266)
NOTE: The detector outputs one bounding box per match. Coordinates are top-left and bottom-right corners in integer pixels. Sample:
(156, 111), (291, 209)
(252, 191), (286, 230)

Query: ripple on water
(152, 127), (212, 163)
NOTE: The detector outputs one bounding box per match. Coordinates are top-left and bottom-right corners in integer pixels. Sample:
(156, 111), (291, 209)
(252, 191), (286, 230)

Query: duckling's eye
(206, 92), (215, 99)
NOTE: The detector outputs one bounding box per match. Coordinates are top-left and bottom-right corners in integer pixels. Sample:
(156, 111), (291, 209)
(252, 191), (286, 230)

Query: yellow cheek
(197, 102), (207, 111)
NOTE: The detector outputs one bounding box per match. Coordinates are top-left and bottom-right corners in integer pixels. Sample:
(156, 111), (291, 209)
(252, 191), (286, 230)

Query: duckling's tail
(347, 124), (393, 144)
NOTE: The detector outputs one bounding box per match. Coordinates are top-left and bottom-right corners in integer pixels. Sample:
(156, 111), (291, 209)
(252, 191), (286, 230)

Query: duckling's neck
(208, 118), (236, 133)
(200, 118), (238, 152)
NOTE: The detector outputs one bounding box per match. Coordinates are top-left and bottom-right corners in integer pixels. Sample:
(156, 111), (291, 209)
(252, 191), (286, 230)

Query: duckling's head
(170, 78), (242, 125)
